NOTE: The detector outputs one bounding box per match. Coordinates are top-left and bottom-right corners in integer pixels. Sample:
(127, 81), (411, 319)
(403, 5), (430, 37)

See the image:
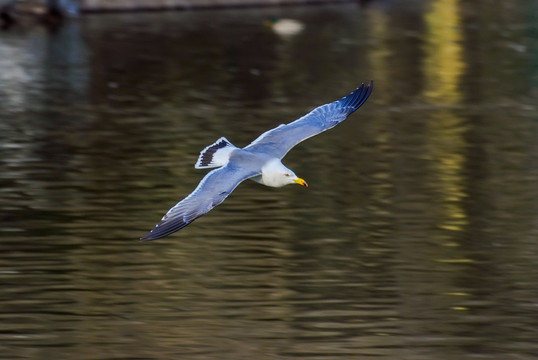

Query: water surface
(0, 1), (537, 359)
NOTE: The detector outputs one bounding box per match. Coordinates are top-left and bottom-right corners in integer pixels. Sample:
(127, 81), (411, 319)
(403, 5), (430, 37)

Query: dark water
(1, 1), (537, 359)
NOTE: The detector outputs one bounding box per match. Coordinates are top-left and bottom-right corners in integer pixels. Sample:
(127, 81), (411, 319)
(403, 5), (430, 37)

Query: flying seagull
(141, 81), (373, 240)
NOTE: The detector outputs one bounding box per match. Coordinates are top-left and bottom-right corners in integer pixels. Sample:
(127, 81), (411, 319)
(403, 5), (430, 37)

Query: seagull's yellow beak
(294, 178), (308, 187)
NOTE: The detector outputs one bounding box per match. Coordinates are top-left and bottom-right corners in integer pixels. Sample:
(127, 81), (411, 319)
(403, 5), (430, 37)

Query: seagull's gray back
(229, 148), (273, 170)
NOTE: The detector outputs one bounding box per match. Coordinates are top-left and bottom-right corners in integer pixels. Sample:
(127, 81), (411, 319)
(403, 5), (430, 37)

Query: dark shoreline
(79, 0), (356, 14)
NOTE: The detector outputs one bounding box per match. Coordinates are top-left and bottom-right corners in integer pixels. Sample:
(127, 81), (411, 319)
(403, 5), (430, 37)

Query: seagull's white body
(142, 82), (373, 240)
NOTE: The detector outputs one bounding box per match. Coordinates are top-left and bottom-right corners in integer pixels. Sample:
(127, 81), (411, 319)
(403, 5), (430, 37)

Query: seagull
(141, 81), (373, 240)
(265, 18), (304, 37)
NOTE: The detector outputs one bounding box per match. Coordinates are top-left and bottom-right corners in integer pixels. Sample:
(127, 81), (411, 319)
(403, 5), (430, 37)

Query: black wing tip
(140, 229), (164, 242)
(139, 228), (178, 242)
(339, 80), (373, 112)
(140, 232), (158, 241)
(140, 218), (191, 241)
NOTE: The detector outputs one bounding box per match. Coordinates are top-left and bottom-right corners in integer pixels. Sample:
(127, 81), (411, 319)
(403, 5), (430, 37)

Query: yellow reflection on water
(423, 0), (465, 104)
(443, 292), (470, 296)
(435, 258), (474, 263)
(423, 0), (468, 235)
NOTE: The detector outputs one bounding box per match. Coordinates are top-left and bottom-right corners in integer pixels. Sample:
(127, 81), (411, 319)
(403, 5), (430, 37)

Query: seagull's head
(278, 164), (308, 188)
(261, 160), (308, 188)
(284, 171), (308, 188)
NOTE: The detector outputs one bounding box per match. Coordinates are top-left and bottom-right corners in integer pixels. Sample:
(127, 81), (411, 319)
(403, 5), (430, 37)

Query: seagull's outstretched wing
(141, 165), (258, 241)
(245, 81), (373, 159)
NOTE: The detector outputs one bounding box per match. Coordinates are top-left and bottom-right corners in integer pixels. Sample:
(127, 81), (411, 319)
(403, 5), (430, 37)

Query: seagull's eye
(284, 173), (290, 177)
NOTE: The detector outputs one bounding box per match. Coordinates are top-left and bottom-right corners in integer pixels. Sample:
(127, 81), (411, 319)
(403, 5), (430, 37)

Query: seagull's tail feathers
(195, 137), (237, 169)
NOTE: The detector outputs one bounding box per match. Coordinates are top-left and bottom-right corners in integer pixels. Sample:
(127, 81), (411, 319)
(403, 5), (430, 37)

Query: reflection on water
(423, 0), (467, 234)
(0, 1), (537, 359)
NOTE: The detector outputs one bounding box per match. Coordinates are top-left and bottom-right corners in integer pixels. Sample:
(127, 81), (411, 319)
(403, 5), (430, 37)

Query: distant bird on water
(265, 18), (304, 37)
(141, 81), (373, 240)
